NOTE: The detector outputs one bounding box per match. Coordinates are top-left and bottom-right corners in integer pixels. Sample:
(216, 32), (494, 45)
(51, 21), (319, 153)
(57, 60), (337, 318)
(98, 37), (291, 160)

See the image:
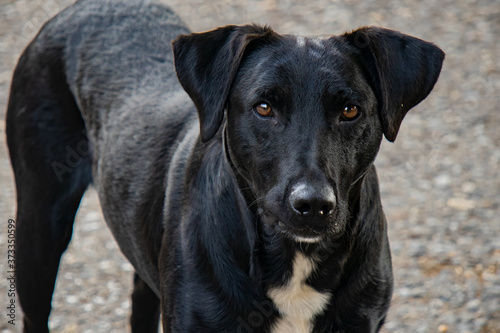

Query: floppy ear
(172, 25), (278, 142)
(344, 27), (445, 142)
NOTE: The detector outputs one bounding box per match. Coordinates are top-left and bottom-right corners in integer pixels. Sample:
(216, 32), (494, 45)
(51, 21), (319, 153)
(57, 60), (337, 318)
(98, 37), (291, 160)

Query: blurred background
(0, 0), (499, 332)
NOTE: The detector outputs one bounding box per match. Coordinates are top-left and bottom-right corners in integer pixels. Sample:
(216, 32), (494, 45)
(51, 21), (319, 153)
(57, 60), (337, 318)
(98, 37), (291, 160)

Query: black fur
(6, 0), (444, 332)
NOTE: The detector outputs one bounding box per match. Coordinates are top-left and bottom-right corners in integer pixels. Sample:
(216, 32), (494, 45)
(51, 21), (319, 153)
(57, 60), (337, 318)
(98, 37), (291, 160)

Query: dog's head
(173, 25), (444, 243)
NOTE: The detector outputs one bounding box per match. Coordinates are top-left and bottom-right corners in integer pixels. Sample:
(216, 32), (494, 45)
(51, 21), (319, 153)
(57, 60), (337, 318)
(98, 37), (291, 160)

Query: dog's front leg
(130, 273), (160, 333)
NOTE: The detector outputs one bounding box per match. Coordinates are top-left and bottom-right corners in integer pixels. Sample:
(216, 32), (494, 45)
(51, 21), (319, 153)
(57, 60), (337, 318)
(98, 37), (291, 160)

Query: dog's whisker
(247, 196), (266, 210)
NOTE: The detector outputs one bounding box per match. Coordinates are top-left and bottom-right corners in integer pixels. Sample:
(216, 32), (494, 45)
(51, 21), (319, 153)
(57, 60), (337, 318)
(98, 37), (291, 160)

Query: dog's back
(6, 1), (192, 330)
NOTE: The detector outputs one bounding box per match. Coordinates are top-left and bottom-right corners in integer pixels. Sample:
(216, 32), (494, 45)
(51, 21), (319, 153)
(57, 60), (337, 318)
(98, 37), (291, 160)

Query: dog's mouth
(258, 206), (347, 244)
(276, 221), (324, 243)
(259, 208), (326, 243)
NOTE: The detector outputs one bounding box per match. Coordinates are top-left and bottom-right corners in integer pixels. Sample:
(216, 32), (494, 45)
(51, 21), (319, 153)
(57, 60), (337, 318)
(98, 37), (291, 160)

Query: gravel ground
(1, 0), (499, 332)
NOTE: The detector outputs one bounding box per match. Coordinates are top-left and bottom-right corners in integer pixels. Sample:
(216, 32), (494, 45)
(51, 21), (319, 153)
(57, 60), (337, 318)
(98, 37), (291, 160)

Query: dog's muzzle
(261, 180), (337, 243)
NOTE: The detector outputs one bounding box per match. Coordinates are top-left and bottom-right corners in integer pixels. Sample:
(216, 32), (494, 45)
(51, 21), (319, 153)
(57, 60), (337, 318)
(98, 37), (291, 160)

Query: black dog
(6, 0), (444, 332)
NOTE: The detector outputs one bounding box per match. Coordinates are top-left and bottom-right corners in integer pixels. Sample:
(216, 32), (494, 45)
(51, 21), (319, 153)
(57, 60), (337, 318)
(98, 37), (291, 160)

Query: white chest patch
(268, 253), (331, 333)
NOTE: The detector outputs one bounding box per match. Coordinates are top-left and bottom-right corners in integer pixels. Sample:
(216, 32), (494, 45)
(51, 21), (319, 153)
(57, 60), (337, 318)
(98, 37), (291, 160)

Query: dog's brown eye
(255, 103), (273, 117)
(342, 105), (359, 120)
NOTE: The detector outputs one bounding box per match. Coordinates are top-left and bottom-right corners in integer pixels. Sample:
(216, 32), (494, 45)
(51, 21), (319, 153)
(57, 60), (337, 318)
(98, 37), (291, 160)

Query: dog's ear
(344, 27), (445, 142)
(173, 25), (278, 142)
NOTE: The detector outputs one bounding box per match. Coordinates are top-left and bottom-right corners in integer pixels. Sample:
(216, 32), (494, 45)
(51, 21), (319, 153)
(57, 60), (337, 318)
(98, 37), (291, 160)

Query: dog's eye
(254, 102), (273, 117)
(342, 105), (360, 120)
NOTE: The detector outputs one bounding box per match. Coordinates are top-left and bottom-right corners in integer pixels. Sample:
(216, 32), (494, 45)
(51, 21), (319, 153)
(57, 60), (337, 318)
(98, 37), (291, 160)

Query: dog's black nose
(289, 183), (336, 219)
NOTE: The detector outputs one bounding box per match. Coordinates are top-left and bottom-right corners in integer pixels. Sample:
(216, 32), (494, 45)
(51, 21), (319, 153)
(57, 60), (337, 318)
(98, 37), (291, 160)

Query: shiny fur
(6, 0), (444, 332)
